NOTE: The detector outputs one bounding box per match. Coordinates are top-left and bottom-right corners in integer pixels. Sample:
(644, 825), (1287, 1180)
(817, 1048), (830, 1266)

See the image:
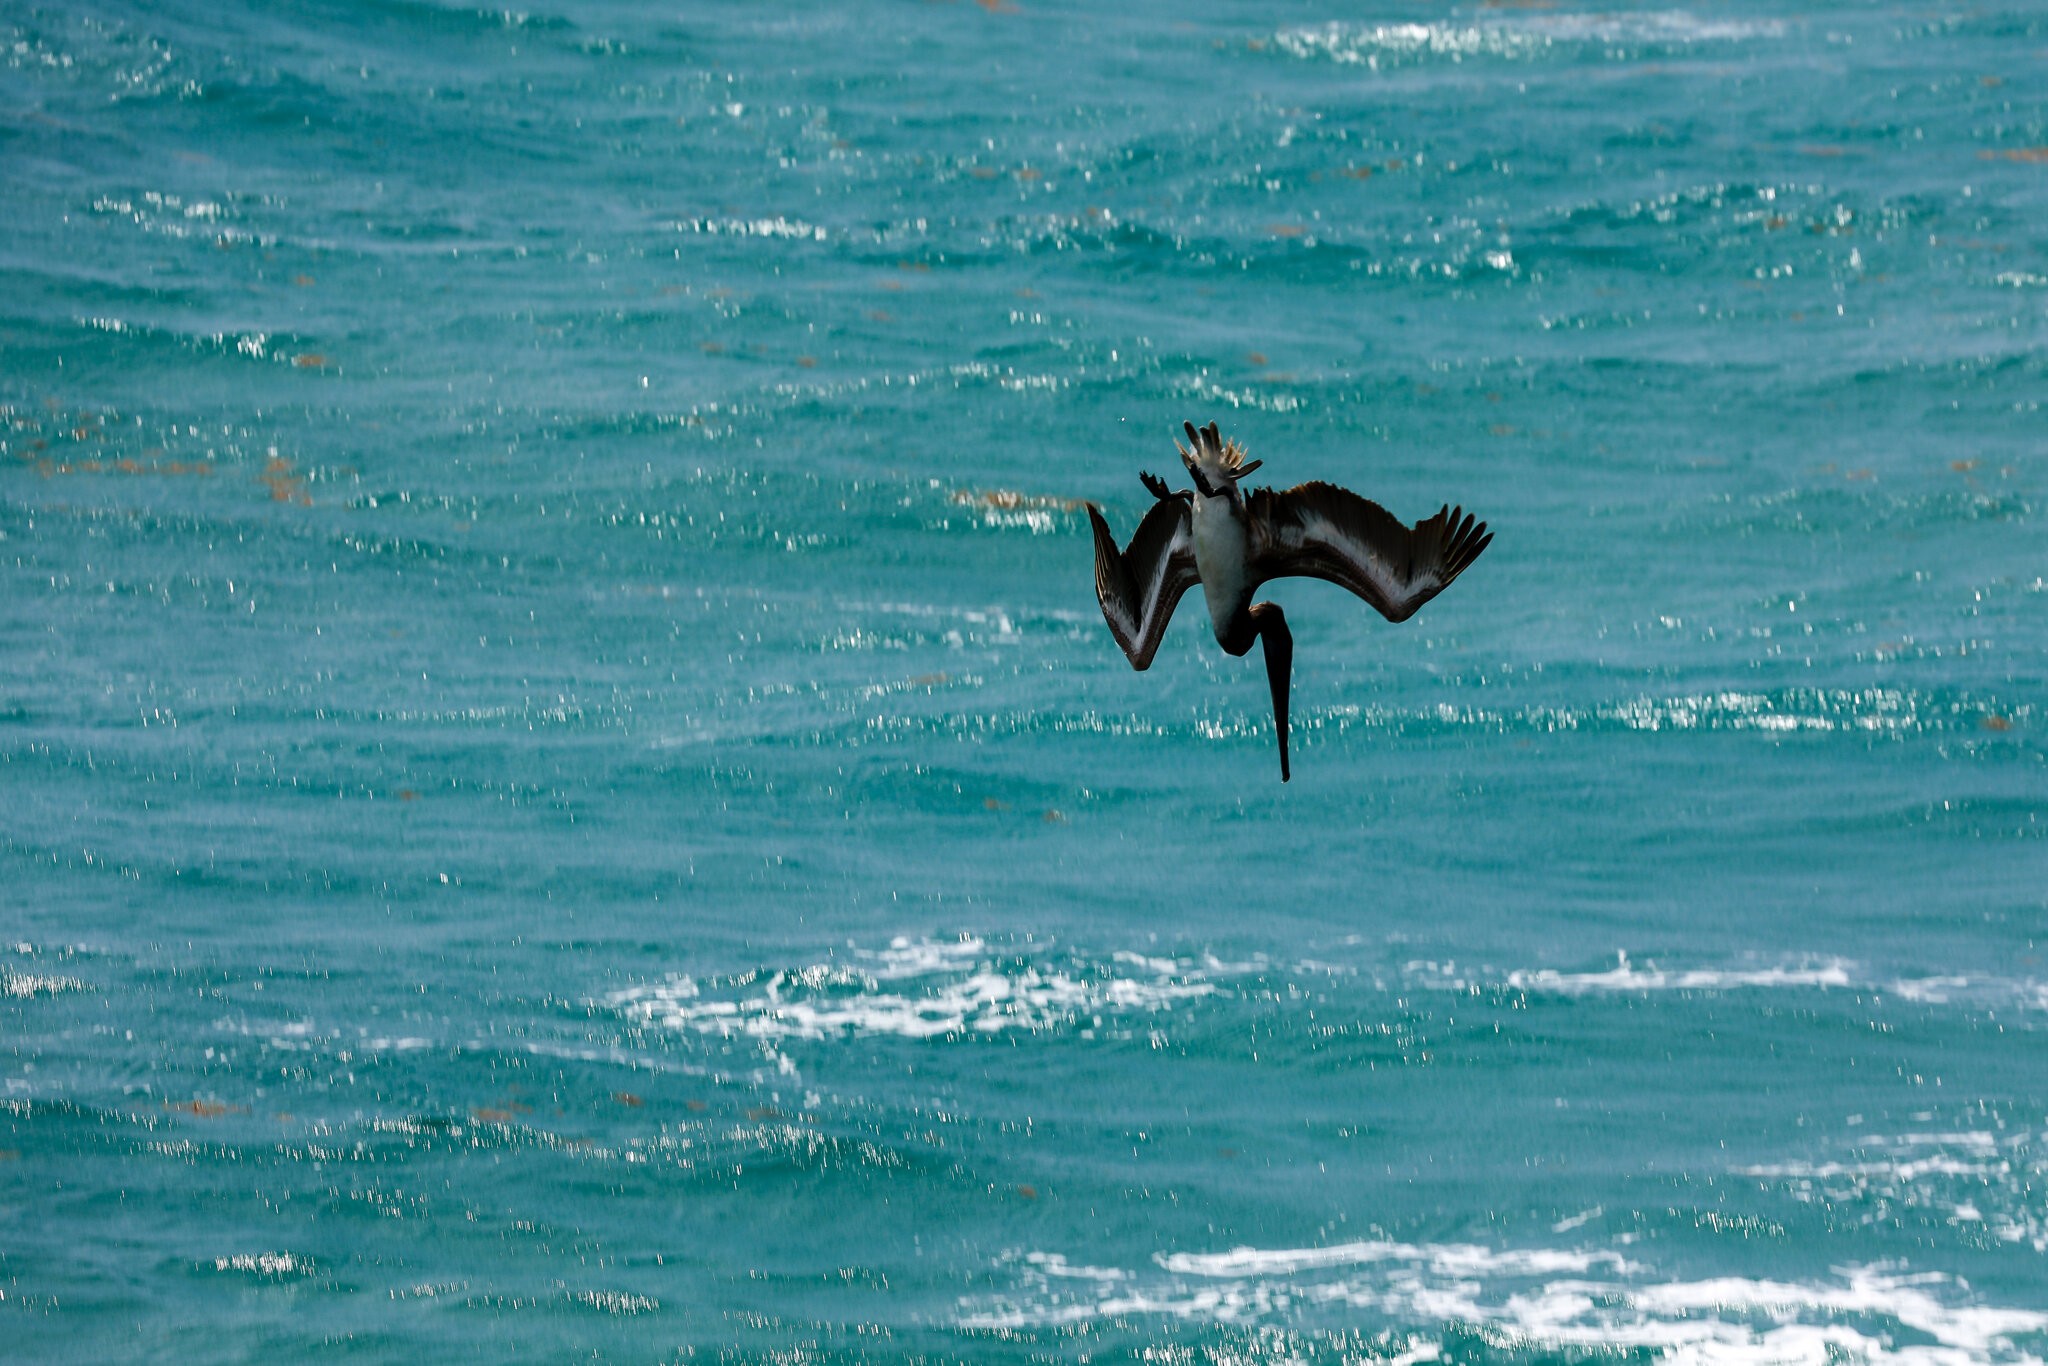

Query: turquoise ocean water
(4, 1), (2047, 1358)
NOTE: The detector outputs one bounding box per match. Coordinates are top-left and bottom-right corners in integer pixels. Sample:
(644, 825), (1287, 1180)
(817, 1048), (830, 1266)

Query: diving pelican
(1088, 420), (1492, 781)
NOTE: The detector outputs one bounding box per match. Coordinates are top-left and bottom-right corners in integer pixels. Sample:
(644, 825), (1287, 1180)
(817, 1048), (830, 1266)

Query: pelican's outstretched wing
(1247, 483), (1491, 623)
(1087, 498), (1199, 670)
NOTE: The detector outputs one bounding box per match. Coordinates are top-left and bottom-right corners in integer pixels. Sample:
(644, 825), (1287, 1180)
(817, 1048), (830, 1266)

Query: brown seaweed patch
(1980, 147), (2048, 163)
(30, 455), (216, 478)
(292, 353), (328, 369)
(261, 454), (312, 505)
(1982, 715), (2013, 732)
(613, 1092), (645, 1108)
(471, 1103), (532, 1123)
(167, 1100), (244, 1119)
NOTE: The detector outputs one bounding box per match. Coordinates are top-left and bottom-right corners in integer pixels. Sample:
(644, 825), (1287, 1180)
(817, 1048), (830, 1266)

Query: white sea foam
(1160, 1238), (1637, 1280)
(213, 1251), (308, 1277)
(1553, 1205), (1603, 1233)
(214, 1016), (438, 1054)
(3, 971), (89, 998)
(1273, 12), (1784, 69)
(964, 1246), (2048, 1363)
(670, 215), (826, 241)
(1408, 951), (1857, 996)
(1895, 976), (1973, 1003)
(1506, 951), (1855, 995)
(1419, 956), (2048, 1015)
(1024, 1251), (1128, 1283)
(570, 1288), (658, 1315)
(1737, 1127), (2048, 1252)
(606, 936), (1232, 1043)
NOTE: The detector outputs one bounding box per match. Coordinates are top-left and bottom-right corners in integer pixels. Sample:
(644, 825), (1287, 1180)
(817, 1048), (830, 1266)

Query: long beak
(1251, 602), (1292, 781)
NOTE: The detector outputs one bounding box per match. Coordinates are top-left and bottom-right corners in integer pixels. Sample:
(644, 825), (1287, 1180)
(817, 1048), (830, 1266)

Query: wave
(963, 1245), (2048, 1363)
(1407, 953), (2048, 1014)
(1502, 951), (1855, 994)
(4, 970), (90, 998)
(604, 935), (1246, 1044)
(1738, 1125), (2048, 1253)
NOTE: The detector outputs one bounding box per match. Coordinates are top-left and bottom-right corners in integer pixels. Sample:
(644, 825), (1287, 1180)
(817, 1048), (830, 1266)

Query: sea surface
(3, 0), (2046, 1359)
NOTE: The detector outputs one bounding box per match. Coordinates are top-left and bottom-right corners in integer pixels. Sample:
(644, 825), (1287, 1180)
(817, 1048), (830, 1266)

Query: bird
(1087, 420), (1492, 781)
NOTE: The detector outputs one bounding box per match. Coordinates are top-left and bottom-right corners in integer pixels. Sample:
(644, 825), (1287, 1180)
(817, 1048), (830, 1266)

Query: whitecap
(1504, 951), (1855, 995)
(1157, 1238), (1636, 1279)
(213, 1251), (310, 1277)
(3, 972), (89, 998)
(605, 936), (1236, 1044)
(964, 1247), (2048, 1363)
(1408, 951), (1856, 996)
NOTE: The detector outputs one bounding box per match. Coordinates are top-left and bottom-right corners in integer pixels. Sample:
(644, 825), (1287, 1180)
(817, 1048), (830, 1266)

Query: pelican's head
(1177, 419), (1263, 505)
